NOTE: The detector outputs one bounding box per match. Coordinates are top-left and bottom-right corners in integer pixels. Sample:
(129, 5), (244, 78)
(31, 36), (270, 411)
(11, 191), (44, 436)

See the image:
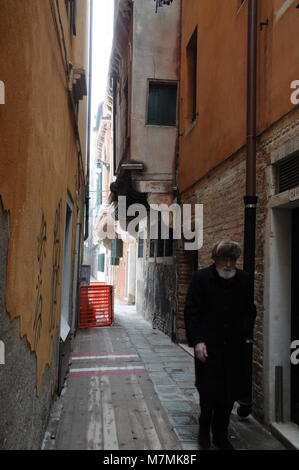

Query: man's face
(216, 256), (236, 272)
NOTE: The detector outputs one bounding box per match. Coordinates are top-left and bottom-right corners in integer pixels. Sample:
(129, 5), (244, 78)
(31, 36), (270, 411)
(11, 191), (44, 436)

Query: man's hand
(194, 342), (208, 363)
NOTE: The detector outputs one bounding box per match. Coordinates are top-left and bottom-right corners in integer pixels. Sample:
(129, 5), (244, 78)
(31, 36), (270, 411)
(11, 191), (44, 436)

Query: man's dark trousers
(199, 393), (235, 441)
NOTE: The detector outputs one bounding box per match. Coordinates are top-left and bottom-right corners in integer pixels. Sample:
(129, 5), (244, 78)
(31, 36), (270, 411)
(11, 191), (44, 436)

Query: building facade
(98, 0), (180, 330)
(0, 0), (90, 449)
(177, 0), (299, 446)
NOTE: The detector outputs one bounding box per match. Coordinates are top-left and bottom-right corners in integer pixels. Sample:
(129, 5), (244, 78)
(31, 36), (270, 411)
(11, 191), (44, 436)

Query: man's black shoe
(212, 436), (234, 450)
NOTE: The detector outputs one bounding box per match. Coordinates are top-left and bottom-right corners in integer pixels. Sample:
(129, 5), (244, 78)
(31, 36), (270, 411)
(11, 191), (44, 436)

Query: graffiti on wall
(33, 214), (47, 350)
(49, 200), (62, 335)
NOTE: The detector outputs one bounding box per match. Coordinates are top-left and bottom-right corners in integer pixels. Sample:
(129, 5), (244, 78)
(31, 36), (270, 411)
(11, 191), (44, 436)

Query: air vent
(278, 153), (299, 193)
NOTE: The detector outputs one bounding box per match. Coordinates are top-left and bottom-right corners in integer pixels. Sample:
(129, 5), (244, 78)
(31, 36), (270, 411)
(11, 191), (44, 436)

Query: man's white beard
(216, 267), (236, 280)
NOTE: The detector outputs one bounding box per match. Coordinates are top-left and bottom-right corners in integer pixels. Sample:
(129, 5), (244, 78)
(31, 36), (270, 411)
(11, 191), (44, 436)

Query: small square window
(147, 81), (177, 126)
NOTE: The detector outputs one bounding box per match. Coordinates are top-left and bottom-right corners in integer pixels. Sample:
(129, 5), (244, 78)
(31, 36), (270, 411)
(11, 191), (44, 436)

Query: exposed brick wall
(177, 104), (299, 424)
(176, 246), (197, 343)
(177, 146), (265, 421)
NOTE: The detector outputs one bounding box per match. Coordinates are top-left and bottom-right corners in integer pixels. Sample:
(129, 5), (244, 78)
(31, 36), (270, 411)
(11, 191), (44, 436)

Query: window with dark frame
(148, 212), (174, 260)
(187, 27), (198, 123)
(138, 236), (144, 258)
(64, 0), (77, 36)
(164, 229), (173, 257)
(147, 81), (177, 126)
(150, 239), (156, 258)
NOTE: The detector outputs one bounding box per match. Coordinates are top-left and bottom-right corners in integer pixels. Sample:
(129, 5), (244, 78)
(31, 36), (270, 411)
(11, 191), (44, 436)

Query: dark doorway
(291, 208), (299, 425)
(58, 198), (73, 395)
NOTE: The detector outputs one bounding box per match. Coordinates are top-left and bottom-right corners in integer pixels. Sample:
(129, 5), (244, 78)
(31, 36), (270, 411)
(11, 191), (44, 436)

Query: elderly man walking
(184, 241), (256, 450)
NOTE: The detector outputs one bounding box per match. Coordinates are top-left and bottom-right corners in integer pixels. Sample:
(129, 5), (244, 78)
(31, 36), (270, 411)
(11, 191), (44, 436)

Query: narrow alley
(2, 0), (299, 453)
(42, 304), (285, 451)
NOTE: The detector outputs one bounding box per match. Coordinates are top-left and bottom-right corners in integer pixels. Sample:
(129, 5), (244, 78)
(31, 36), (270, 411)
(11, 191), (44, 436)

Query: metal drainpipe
(84, 0), (93, 241)
(238, 0), (258, 419)
(112, 72), (117, 178)
(172, 0), (183, 344)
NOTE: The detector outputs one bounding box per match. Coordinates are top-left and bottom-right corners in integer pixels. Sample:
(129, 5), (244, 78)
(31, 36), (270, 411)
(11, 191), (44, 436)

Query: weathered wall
(179, 0), (247, 192)
(129, 0), (180, 336)
(178, 143), (266, 422)
(178, 103), (299, 424)
(131, 0), (180, 191)
(135, 220), (176, 335)
(113, 6), (132, 172)
(178, 0), (299, 427)
(0, 0), (88, 448)
(142, 260), (176, 337)
(0, 197), (60, 450)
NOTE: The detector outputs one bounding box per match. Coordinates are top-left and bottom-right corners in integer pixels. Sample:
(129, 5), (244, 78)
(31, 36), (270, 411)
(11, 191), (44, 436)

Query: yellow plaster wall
(0, 0), (89, 393)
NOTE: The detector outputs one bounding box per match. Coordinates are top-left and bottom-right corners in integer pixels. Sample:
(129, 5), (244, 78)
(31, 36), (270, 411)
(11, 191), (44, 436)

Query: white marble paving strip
(86, 377), (103, 450)
(128, 374), (162, 450)
(101, 376), (119, 450)
(70, 366), (145, 373)
(72, 355), (138, 361)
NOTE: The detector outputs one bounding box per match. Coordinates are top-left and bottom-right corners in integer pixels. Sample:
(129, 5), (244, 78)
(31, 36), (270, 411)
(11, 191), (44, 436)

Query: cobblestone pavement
(42, 302), (285, 451)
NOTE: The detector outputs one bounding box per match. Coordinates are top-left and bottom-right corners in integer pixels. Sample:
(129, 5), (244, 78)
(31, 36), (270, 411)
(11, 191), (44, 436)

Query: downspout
(112, 72), (117, 178)
(173, 0), (183, 343)
(84, 0), (93, 241)
(71, 211), (81, 335)
(238, 0), (258, 418)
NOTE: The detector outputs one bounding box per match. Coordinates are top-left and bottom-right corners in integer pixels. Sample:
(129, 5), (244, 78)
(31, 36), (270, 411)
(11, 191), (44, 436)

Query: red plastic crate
(79, 283), (114, 329)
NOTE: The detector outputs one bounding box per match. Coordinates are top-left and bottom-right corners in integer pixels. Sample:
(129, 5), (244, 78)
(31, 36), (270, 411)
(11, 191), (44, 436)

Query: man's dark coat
(184, 264), (256, 401)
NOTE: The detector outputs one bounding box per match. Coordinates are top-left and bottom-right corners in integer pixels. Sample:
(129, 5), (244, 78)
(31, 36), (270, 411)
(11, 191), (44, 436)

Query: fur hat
(211, 240), (242, 260)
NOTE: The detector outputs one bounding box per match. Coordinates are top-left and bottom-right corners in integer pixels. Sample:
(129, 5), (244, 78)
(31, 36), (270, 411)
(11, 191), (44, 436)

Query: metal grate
(278, 153), (299, 193)
(79, 283), (113, 329)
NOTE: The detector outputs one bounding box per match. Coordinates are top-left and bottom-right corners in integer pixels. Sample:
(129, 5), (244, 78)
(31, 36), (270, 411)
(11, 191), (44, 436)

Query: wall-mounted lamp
(97, 160), (110, 171)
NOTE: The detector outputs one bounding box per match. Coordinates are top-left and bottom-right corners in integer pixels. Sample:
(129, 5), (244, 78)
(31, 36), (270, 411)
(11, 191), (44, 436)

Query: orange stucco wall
(179, 0), (299, 192)
(0, 0), (89, 393)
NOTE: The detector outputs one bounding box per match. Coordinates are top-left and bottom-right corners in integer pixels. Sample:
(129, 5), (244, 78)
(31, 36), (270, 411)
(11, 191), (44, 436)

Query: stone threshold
(270, 422), (299, 450)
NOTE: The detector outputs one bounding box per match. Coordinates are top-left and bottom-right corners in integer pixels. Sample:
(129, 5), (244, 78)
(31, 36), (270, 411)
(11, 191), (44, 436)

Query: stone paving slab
(115, 303), (286, 451)
(42, 302), (286, 451)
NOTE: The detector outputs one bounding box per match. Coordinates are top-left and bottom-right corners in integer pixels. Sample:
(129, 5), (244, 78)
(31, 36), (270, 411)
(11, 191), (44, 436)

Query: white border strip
(72, 355), (139, 361)
(70, 366), (145, 373)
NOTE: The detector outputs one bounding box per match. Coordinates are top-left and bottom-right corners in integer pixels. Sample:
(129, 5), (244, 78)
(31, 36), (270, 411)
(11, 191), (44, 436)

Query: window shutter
(98, 254), (105, 272)
(148, 82), (177, 126)
(111, 239), (123, 259)
(116, 239), (123, 258)
(97, 173), (102, 206)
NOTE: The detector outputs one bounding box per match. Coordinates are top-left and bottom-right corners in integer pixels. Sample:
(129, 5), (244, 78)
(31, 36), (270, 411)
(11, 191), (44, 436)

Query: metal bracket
(260, 19), (269, 31)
